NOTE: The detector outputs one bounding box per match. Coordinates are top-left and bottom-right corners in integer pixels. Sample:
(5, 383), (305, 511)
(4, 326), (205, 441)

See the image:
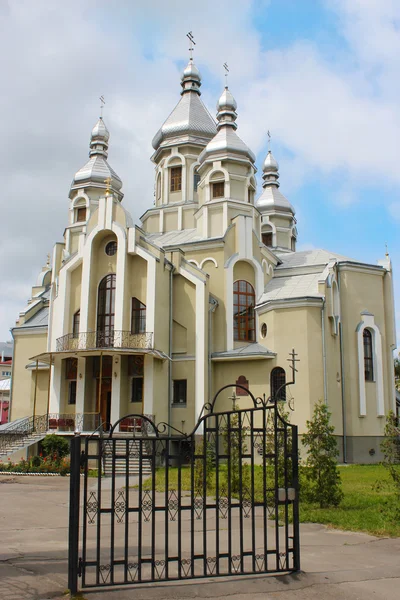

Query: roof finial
(385, 242), (389, 257)
(267, 130), (271, 151)
(99, 95), (105, 118)
(223, 62), (229, 88)
(187, 31), (195, 61)
(46, 253), (50, 268)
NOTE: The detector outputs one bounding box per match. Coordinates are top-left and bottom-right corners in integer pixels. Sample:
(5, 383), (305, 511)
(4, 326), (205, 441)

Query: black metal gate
(68, 387), (300, 593)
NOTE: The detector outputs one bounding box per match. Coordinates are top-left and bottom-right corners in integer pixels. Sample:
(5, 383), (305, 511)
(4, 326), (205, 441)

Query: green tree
(222, 404), (249, 495)
(302, 400), (343, 508)
(41, 434), (70, 460)
(380, 410), (400, 501)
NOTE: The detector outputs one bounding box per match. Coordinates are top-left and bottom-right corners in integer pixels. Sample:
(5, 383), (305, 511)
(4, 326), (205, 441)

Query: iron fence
(56, 331), (153, 352)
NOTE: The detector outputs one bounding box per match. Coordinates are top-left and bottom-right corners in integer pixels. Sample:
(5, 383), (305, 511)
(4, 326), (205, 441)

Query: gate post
(68, 434), (81, 595)
(292, 425), (301, 571)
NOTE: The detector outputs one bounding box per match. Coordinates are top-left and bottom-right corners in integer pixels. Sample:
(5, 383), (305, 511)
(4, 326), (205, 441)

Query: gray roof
(259, 273), (325, 304)
(199, 126), (255, 164)
(147, 228), (203, 248)
(256, 185), (295, 214)
(152, 92), (217, 149)
(0, 341), (13, 355)
(275, 249), (353, 269)
(212, 343), (276, 360)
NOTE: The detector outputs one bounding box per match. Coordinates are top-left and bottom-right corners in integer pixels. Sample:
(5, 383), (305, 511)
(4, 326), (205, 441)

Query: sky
(0, 0), (399, 345)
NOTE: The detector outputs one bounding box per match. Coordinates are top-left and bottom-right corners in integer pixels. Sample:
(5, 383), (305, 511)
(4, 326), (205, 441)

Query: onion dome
(152, 59), (217, 152)
(70, 117), (123, 200)
(198, 86), (255, 164)
(256, 150), (294, 214)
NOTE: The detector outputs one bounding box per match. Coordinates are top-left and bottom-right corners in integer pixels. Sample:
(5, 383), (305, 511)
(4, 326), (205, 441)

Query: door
(98, 378), (112, 430)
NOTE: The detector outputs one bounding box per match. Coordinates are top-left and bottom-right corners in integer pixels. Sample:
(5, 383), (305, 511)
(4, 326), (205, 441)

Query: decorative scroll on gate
(68, 386), (300, 594)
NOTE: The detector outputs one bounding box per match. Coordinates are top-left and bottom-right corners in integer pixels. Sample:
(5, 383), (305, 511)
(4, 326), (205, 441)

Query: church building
(9, 54), (397, 463)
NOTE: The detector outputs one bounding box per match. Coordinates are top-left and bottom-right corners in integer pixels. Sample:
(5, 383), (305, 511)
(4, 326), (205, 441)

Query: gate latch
(78, 557), (83, 578)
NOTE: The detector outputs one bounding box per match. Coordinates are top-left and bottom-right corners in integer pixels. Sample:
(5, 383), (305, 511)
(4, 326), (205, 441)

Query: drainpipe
(208, 297), (218, 404)
(168, 265), (174, 428)
(321, 299), (328, 405)
(338, 267), (347, 463)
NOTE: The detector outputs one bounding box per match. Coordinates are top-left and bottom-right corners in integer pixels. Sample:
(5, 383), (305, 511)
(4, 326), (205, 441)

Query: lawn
(140, 464), (399, 538)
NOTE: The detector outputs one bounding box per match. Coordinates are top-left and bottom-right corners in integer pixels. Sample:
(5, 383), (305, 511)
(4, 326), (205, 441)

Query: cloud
(1, 0), (399, 345)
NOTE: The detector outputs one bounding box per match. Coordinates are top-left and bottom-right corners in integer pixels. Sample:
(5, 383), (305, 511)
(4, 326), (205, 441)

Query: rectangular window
(131, 298), (146, 334)
(262, 232), (273, 247)
(65, 357), (78, 380)
(76, 207), (86, 222)
(68, 380), (77, 405)
(212, 181), (225, 198)
(73, 310), (80, 338)
(170, 166), (182, 192)
(194, 172), (201, 192)
(131, 377), (144, 403)
(173, 379), (187, 405)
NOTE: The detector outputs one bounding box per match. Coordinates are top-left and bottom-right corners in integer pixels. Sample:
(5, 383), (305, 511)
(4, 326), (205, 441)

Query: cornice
(256, 296), (324, 313)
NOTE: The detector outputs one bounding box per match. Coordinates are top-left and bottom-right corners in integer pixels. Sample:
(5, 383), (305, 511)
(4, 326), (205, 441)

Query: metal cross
(46, 253), (50, 267)
(104, 177), (112, 194)
(228, 389), (237, 411)
(385, 242), (389, 257)
(99, 95), (105, 118)
(287, 348), (300, 383)
(223, 62), (229, 87)
(267, 130), (271, 150)
(187, 31), (196, 60)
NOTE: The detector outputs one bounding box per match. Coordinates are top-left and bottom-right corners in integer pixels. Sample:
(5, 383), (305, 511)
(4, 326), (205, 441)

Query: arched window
(233, 280), (255, 341)
(363, 329), (374, 381)
(170, 166), (182, 192)
(131, 298), (146, 334)
(271, 367), (286, 401)
(193, 169), (200, 192)
(75, 207), (86, 222)
(97, 274), (116, 348)
(262, 232), (273, 247)
(235, 375), (249, 396)
(72, 310), (80, 338)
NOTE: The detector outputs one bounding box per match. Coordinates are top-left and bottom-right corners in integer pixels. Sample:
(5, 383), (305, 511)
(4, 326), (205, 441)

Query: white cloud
(1, 0), (400, 343)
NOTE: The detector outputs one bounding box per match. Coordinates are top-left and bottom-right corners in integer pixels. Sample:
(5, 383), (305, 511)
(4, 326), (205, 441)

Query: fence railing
(56, 330), (153, 352)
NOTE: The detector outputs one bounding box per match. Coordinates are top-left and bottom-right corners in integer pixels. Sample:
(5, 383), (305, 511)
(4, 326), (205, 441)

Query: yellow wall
(11, 332), (48, 420)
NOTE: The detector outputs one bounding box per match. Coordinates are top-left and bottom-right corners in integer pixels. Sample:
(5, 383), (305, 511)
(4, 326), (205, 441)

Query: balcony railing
(56, 330), (154, 352)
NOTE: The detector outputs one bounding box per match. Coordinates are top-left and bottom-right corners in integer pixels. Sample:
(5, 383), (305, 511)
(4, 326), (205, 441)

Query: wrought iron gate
(68, 387), (300, 594)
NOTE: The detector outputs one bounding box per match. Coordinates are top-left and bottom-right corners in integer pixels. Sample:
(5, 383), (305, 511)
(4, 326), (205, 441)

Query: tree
(302, 400), (343, 508)
(222, 404), (249, 495)
(41, 434), (70, 460)
(380, 410), (400, 502)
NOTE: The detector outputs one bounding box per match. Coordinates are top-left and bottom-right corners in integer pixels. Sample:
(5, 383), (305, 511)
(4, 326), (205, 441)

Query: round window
(261, 323), (267, 338)
(105, 241), (117, 256)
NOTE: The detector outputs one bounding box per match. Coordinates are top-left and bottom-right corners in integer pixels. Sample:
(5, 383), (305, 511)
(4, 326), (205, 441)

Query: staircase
(0, 415), (49, 461)
(102, 438), (153, 477)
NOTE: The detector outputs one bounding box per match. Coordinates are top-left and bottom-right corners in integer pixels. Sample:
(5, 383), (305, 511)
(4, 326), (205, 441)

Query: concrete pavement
(0, 475), (399, 600)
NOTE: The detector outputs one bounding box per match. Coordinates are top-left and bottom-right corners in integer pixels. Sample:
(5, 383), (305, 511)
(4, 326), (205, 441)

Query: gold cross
(104, 177), (112, 194)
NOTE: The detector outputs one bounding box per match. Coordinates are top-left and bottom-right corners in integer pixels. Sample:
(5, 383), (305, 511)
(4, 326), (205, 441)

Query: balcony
(56, 330), (154, 352)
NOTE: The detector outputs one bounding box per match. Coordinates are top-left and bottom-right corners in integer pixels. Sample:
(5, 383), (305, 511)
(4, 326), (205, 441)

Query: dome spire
(256, 136), (294, 214)
(181, 31), (201, 96)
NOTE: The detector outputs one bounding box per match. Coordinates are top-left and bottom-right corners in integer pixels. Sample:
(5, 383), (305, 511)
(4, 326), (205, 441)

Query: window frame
(170, 166), (182, 192)
(270, 367), (286, 401)
(172, 379), (187, 405)
(97, 274), (116, 347)
(76, 207), (87, 222)
(363, 328), (374, 381)
(212, 181), (225, 199)
(233, 280), (255, 342)
(131, 297), (146, 334)
(131, 376), (144, 403)
(262, 232), (273, 247)
(193, 171), (201, 192)
(72, 310), (80, 338)
(68, 380), (77, 405)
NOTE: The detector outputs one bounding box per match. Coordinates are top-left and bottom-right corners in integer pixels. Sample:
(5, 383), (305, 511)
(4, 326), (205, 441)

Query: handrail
(56, 330), (154, 352)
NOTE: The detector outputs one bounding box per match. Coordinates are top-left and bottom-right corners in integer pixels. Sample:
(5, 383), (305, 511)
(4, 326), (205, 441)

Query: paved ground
(1, 475), (400, 600)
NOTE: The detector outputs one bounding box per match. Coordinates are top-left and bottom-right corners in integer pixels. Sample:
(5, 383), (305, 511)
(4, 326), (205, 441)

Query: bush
(302, 400), (343, 508)
(41, 434), (70, 460)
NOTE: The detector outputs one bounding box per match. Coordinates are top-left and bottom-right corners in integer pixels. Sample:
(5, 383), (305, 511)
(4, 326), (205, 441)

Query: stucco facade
(10, 56), (396, 463)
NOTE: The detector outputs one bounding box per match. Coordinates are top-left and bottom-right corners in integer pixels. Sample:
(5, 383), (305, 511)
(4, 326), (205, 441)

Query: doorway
(97, 378), (112, 430)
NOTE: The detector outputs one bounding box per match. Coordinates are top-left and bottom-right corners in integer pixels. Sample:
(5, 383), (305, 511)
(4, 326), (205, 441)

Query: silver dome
(217, 87), (237, 111)
(91, 117), (109, 142)
(181, 59), (201, 82)
(263, 150), (278, 171)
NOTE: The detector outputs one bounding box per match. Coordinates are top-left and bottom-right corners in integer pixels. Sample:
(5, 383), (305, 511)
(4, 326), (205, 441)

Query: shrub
(302, 400), (343, 508)
(41, 434), (70, 460)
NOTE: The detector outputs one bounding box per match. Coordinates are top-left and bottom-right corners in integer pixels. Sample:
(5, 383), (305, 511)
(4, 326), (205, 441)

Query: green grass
(139, 464), (400, 537)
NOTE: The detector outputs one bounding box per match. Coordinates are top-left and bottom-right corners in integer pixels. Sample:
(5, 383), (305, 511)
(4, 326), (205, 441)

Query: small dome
(91, 117), (109, 142)
(217, 87), (237, 112)
(181, 59), (201, 82)
(263, 150), (279, 172)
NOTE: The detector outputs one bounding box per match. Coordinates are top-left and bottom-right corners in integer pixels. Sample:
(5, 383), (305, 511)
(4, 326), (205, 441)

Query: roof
(256, 185), (295, 214)
(275, 249), (354, 269)
(146, 228), (203, 248)
(17, 306), (49, 329)
(152, 92), (217, 149)
(199, 125), (255, 163)
(0, 360), (12, 365)
(0, 341), (13, 355)
(0, 379), (10, 391)
(259, 272), (325, 304)
(212, 343), (276, 361)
